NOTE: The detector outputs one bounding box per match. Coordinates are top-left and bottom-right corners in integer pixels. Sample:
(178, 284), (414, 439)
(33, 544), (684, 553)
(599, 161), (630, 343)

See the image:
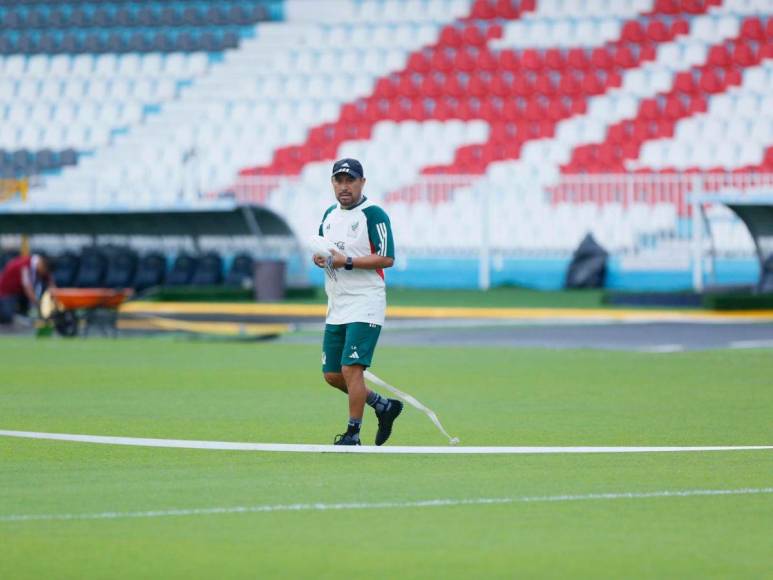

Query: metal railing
(218, 172), (772, 289)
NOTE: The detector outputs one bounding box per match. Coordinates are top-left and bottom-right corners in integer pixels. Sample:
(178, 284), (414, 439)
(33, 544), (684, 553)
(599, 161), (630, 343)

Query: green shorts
(322, 322), (382, 373)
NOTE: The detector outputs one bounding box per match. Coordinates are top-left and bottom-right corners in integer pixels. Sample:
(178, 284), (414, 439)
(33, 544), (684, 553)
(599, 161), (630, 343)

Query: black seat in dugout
(225, 253), (254, 287)
(102, 248), (138, 289)
(166, 253), (198, 286)
(133, 252), (166, 292)
(190, 253), (223, 286)
(52, 251), (79, 287)
(74, 249), (106, 288)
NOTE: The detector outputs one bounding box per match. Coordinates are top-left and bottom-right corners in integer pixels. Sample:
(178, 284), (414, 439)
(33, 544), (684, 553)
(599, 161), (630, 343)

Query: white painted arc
(2, 488), (771, 524)
(2, 430), (772, 455)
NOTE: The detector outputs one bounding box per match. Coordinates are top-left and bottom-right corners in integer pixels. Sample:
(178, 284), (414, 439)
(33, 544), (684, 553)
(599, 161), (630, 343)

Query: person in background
(0, 253), (55, 324)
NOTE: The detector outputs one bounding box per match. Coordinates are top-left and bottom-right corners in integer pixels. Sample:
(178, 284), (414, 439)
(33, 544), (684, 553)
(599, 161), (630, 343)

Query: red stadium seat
(581, 71), (604, 95)
(490, 75), (510, 97)
(569, 96), (587, 115)
(477, 49), (498, 71)
(485, 23), (504, 41)
(521, 49), (542, 71)
(558, 72), (581, 96)
(639, 99), (660, 121)
(442, 73), (464, 97)
(740, 17), (764, 41)
(613, 44), (636, 68)
(462, 25), (485, 46)
(724, 66), (742, 87)
(420, 74), (442, 98)
(651, 0), (679, 15)
(469, 0), (496, 20)
(688, 94), (708, 114)
(590, 47), (613, 70)
(493, 0), (519, 19)
(621, 21), (645, 43)
(664, 95), (685, 120)
(673, 71), (697, 95)
(646, 19), (669, 42)
(546, 97), (568, 122)
(406, 52), (430, 74)
(707, 45), (731, 67)
(514, 74), (535, 97)
(429, 49), (453, 72)
(731, 42), (756, 67)
(684, 0), (707, 14)
(498, 50), (519, 71)
(453, 48), (476, 72)
(669, 18), (689, 37)
(438, 26), (462, 48)
(544, 48), (566, 71)
(639, 43), (657, 63)
(656, 120), (674, 139)
(535, 71), (557, 96)
(567, 48), (589, 71)
(698, 68), (722, 94)
(524, 97), (544, 121)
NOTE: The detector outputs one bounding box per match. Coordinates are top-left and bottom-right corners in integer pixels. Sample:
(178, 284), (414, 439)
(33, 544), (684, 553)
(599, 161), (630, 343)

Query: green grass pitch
(1, 336), (772, 579)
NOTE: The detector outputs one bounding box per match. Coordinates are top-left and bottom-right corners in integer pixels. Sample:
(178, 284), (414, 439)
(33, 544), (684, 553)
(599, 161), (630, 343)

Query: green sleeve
(363, 205), (395, 259)
(318, 204), (336, 236)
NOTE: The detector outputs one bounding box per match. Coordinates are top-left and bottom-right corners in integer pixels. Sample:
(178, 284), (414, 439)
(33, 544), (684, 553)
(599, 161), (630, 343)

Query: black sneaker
(333, 430), (361, 446)
(375, 399), (403, 446)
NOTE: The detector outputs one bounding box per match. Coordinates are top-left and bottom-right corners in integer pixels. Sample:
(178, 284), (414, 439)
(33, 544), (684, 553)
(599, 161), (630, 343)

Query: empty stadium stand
(2, 0), (772, 268)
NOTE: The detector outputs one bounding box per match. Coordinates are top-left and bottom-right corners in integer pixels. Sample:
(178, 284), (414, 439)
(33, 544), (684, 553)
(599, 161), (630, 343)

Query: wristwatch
(344, 256), (354, 270)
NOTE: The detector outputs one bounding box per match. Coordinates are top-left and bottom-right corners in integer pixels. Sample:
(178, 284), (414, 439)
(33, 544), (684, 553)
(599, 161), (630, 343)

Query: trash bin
(253, 260), (286, 302)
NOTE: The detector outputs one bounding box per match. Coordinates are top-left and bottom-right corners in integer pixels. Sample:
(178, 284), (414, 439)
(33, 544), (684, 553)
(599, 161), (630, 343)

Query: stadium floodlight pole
(364, 370), (459, 445)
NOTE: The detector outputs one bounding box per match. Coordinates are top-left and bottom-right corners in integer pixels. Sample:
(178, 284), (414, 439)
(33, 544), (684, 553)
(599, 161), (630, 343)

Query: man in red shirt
(0, 254), (53, 324)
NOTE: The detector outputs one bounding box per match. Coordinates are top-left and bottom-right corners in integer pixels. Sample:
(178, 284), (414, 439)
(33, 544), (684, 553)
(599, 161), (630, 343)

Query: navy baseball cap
(332, 158), (364, 179)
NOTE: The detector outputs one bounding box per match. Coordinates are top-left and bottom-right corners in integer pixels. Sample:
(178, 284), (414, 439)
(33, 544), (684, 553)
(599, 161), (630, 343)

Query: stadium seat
(166, 253), (198, 286)
(102, 248), (138, 289)
(225, 253), (254, 287)
(133, 252), (167, 292)
(74, 248), (107, 288)
(190, 252), (224, 286)
(51, 251), (80, 288)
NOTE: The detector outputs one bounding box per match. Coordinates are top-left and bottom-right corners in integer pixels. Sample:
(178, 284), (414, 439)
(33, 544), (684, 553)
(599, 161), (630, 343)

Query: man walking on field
(313, 158), (403, 446)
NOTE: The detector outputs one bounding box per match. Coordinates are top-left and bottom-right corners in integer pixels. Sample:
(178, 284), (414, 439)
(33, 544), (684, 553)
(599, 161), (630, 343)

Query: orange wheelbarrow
(41, 288), (134, 337)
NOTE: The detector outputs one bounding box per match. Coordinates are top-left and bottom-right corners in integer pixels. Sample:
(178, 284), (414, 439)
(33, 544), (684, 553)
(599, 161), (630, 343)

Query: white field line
(1, 430), (772, 455)
(729, 340), (773, 349)
(2, 488), (772, 524)
(638, 344), (686, 353)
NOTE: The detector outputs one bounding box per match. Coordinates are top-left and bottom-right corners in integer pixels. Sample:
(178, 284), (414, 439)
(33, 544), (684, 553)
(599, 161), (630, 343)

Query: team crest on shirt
(335, 241), (345, 251)
(348, 221), (360, 238)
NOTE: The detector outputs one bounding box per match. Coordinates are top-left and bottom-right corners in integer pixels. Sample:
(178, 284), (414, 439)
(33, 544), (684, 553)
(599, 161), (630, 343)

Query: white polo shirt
(319, 197), (395, 326)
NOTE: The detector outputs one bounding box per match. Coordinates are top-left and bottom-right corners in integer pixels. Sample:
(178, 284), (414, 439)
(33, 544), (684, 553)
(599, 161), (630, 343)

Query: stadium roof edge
(0, 204), (295, 238)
